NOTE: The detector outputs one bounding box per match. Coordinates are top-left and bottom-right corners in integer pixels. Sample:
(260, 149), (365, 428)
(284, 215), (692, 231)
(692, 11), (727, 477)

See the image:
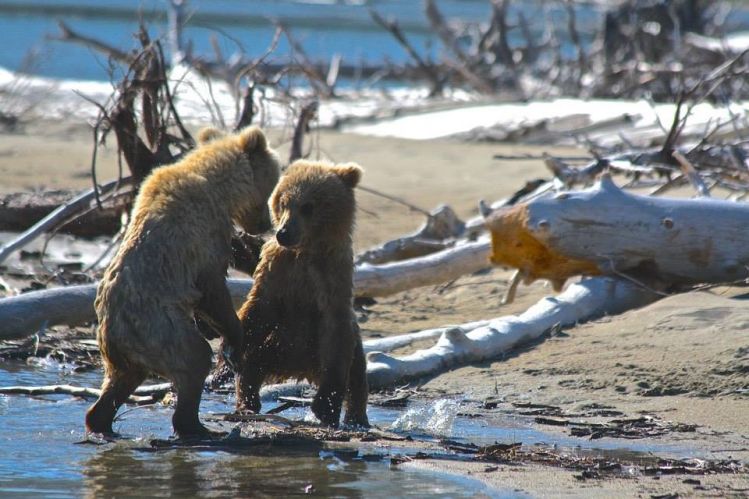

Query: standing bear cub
(235, 160), (369, 427)
(86, 126), (280, 438)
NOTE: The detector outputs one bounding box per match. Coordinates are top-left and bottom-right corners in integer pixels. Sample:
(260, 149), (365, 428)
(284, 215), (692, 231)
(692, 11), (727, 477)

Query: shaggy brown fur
(86, 126), (281, 438)
(235, 160), (369, 427)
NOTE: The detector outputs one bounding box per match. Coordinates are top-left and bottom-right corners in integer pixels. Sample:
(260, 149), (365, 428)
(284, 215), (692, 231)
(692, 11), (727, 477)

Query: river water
(0, 0), (607, 83)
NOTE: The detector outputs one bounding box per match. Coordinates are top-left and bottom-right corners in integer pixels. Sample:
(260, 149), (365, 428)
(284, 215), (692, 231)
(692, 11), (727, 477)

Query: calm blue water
(0, 0), (603, 82)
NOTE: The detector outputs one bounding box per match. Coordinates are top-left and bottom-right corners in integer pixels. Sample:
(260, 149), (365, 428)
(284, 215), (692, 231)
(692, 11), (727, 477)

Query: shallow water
(0, 362), (507, 498)
(0, 356), (708, 497)
(388, 397), (696, 458)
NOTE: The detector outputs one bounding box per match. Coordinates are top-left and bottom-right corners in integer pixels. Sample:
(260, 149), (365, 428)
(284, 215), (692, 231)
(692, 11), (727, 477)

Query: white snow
(2, 64), (748, 149)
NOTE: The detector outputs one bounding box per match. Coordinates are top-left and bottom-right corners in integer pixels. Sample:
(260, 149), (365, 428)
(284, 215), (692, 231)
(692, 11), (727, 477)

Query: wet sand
(1, 119), (747, 496)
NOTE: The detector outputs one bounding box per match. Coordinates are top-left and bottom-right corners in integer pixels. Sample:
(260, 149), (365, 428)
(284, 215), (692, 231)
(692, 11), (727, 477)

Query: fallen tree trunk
(1, 278), (657, 394)
(1, 240), (492, 339)
(486, 174), (749, 290)
(0, 382), (169, 404)
(1, 285), (98, 338)
(365, 277), (659, 389)
(356, 204), (465, 265)
(354, 237), (491, 297)
(362, 319), (491, 354)
(0, 381), (310, 406)
(0, 190), (123, 237)
(0, 179), (130, 265)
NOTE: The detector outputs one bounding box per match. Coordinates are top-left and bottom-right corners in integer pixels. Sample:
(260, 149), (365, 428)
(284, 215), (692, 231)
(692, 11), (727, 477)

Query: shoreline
(0, 114), (747, 496)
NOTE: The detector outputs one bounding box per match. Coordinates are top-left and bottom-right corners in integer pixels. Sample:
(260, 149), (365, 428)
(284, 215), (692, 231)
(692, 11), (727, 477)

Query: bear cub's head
(270, 160), (362, 250)
(196, 126), (281, 234)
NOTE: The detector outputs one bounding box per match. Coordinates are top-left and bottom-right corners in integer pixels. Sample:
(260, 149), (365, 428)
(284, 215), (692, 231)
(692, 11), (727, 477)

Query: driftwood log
(0, 240), (493, 339)
(0, 278), (658, 394)
(366, 276), (659, 389)
(362, 319), (491, 354)
(356, 204), (465, 265)
(0, 381), (310, 405)
(0, 179), (130, 266)
(486, 174), (749, 291)
(0, 190), (123, 238)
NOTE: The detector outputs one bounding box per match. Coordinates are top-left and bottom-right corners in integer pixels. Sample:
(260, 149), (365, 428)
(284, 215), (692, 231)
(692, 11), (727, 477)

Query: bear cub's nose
(276, 225), (298, 247)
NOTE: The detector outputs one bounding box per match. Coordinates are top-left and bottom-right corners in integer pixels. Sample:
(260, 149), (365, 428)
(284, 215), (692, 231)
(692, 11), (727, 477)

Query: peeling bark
(486, 174), (749, 289)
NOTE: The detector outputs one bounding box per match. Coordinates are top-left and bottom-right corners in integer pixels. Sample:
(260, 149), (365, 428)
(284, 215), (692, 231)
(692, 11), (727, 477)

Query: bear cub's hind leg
(85, 368), (147, 436)
(343, 332), (370, 427)
(312, 320), (355, 427)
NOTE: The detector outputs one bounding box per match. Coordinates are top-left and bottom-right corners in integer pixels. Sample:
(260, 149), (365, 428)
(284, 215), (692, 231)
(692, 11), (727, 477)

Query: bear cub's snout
(275, 222), (299, 247)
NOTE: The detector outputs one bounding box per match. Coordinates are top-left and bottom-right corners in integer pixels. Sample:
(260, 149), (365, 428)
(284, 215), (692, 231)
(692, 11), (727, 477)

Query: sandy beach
(1, 118), (748, 497)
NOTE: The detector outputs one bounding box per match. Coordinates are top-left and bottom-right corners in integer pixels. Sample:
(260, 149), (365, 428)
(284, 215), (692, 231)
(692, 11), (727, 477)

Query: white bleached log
(362, 320), (491, 354)
(1, 285), (98, 339)
(0, 380), (310, 406)
(355, 204), (465, 265)
(0, 240), (492, 339)
(365, 276), (659, 389)
(486, 174), (749, 288)
(354, 237), (491, 297)
(0, 382), (171, 405)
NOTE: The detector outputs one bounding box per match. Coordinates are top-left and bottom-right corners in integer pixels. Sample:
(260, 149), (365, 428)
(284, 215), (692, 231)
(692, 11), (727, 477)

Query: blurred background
(2, 0), (749, 101)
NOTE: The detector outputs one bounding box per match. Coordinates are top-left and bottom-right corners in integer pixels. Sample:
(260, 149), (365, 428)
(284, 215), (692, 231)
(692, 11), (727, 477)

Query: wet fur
(235, 160), (369, 427)
(86, 127), (280, 438)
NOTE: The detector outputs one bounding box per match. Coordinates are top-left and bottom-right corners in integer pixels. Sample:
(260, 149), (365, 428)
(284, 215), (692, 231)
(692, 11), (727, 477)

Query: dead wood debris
(535, 415), (697, 440)
(50, 0), (749, 103)
(369, 0), (749, 101)
(143, 421), (410, 452)
(0, 327), (99, 370)
(0, 190), (123, 238)
(505, 401), (697, 439)
(471, 442), (745, 480)
(390, 438), (746, 480)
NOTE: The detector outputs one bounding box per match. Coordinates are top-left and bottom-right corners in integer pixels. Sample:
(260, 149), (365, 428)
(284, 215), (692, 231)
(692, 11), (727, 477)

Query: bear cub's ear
(197, 127), (225, 144)
(334, 163), (363, 188)
(237, 126), (268, 153)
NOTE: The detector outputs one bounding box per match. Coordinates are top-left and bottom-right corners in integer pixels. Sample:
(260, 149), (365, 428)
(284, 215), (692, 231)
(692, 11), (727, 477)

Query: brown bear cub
(235, 160), (369, 427)
(86, 126), (281, 438)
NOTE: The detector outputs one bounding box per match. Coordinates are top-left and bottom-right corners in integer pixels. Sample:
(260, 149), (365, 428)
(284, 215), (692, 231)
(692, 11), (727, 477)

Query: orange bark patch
(486, 205), (601, 283)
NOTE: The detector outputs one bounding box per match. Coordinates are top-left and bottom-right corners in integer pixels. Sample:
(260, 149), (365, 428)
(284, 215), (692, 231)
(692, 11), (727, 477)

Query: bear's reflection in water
(82, 445), (360, 498)
(80, 442), (493, 498)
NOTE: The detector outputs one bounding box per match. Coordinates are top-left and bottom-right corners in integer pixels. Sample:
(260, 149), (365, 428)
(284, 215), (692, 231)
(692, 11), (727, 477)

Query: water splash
(302, 408), (320, 425)
(26, 354), (79, 372)
(390, 398), (460, 437)
(319, 450), (347, 471)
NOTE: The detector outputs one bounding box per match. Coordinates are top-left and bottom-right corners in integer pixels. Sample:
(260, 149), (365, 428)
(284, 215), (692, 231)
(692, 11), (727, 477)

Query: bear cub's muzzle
(275, 221), (300, 247)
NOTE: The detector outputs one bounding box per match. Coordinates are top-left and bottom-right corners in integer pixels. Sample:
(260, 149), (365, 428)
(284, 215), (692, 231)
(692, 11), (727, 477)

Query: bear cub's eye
(300, 202), (314, 216)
